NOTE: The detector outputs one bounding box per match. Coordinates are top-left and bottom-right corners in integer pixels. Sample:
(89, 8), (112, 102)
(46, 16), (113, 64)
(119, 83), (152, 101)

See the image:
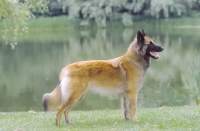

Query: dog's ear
(137, 30), (144, 44)
(142, 29), (146, 36)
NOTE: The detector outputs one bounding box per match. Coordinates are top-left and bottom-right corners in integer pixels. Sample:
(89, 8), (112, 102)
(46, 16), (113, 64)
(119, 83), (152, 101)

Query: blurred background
(0, 0), (199, 112)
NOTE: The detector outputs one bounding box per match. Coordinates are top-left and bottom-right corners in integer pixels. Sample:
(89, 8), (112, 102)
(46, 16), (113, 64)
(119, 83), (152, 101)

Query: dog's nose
(161, 47), (164, 51)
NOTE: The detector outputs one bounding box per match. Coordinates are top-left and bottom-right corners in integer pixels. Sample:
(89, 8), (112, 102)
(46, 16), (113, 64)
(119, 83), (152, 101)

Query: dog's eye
(150, 42), (153, 45)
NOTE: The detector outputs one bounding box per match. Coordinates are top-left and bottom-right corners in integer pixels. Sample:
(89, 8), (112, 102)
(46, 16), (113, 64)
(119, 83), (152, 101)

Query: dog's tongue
(150, 52), (160, 59)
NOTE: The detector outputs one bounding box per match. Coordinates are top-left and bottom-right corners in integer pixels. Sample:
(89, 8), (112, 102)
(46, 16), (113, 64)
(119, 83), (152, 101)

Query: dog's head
(136, 29), (164, 59)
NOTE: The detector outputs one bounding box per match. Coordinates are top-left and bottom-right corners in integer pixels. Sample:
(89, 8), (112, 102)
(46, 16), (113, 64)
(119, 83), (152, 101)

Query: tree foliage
(0, 0), (49, 48)
(59, 0), (148, 27)
(47, 0), (200, 27)
(1, 0), (200, 47)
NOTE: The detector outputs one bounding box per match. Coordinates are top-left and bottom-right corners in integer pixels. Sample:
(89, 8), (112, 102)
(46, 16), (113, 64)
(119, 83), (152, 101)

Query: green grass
(0, 106), (199, 131)
(27, 16), (79, 30)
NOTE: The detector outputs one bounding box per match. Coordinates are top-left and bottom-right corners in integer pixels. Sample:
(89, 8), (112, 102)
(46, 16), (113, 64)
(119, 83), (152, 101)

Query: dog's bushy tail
(42, 85), (62, 111)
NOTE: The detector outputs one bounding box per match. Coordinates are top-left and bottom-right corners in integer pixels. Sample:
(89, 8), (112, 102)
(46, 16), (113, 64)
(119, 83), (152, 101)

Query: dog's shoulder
(109, 57), (121, 68)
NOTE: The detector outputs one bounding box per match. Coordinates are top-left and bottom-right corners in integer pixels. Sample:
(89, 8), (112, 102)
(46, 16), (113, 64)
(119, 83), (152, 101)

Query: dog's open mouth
(147, 45), (164, 59)
(150, 51), (160, 59)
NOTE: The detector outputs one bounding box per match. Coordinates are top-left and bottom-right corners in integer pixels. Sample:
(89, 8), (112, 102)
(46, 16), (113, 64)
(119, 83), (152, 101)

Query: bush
(45, 0), (200, 27)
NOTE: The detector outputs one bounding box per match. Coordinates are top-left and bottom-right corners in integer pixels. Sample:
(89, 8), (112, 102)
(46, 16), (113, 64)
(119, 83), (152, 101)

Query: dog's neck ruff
(126, 41), (150, 72)
(131, 59), (147, 76)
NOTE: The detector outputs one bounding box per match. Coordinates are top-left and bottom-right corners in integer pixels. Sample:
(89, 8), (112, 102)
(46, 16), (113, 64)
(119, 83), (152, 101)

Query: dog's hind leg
(64, 107), (72, 124)
(56, 95), (84, 125)
(64, 93), (85, 124)
(56, 77), (88, 125)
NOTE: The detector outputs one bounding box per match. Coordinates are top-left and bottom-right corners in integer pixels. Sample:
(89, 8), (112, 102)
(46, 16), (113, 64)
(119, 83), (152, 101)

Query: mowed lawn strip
(0, 106), (199, 131)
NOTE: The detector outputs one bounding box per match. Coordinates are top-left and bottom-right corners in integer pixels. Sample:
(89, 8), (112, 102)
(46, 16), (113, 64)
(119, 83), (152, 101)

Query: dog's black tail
(42, 94), (49, 111)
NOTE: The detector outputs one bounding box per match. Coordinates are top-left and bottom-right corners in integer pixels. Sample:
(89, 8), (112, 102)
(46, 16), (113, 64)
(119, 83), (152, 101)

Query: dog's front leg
(126, 91), (138, 122)
(121, 93), (131, 120)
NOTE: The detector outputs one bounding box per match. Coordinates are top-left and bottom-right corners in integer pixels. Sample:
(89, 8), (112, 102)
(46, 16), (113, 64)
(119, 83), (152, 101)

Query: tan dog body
(42, 30), (164, 124)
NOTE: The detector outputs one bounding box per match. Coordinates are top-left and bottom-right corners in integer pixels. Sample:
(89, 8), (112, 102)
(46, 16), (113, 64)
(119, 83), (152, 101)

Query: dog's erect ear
(142, 29), (146, 36)
(137, 30), (144, 45)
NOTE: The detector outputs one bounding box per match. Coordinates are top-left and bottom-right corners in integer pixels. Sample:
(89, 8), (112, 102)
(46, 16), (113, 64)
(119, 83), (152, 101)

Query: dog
(42, 29), (164, 125)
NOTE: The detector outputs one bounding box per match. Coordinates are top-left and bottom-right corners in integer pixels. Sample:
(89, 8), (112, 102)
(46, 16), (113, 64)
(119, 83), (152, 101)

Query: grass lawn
(0, 106), (199, 131)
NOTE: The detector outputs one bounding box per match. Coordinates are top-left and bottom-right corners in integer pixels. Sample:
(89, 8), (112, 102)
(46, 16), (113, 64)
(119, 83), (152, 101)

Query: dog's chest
(137, 76), (145, 90)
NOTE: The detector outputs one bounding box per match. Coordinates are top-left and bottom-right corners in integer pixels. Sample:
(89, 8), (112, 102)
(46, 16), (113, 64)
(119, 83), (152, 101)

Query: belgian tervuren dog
(42, 29), (164, 125)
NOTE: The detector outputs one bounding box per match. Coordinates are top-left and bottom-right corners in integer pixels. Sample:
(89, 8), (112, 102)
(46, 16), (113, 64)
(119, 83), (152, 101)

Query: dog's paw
(132, 116), (139, 122)
(55, 119), (59, 125)
(124, 113), (132, 120)
(66, 121), (73, 125)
